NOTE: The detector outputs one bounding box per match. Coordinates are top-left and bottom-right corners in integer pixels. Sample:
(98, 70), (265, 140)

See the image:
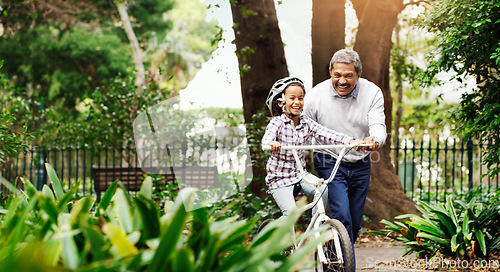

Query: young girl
(262, 77), (361, 217)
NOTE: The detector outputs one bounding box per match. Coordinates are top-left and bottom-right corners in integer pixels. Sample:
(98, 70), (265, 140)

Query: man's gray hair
(329, 49), (362, 74)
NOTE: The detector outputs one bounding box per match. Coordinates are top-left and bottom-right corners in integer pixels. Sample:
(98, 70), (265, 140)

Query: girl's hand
(269, 141), (281, 152)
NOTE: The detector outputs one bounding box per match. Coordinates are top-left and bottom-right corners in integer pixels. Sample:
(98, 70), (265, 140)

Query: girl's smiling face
(280, 84), (304, 116)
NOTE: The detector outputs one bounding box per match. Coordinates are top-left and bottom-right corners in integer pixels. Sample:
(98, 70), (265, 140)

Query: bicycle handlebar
(261, 143), (373, 151)
(261, 143), (374, 215)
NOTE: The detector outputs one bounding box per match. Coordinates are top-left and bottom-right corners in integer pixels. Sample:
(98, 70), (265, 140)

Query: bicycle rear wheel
(315, 219), (354, 272)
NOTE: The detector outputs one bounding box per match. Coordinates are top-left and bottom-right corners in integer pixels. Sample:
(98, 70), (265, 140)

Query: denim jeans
(313, 152), (371, 244)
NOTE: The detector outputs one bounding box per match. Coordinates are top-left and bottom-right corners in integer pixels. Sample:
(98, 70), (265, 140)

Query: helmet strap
(279, 94), (299, 118)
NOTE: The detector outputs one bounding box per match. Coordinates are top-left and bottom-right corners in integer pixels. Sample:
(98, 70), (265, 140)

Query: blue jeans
(313, 152), (371, 244)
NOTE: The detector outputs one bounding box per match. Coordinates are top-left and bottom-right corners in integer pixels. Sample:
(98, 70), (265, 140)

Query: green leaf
(451, 234), (460, 252)
(218, 220), (253, 253)
(139, 176), (153, 199)
(42, 184), (56, 201)
(102, 222), (139, 258)
(57, 183), (80, 212)
(474, 230), (486, 256)
(113, 188), (134, 233)
(431, 210), (456, 237)
(39, 195), (59, 225)
(149, 190), (191, 271)
(172, 248), (195, 272)
(81, 226), (109, 259)
(20, 177), (37, 199)
(45, 163), (64, 200)
(58, 214), (81, 269)
(417, 232), (450, 246)
(41, 239), (63, 267)
(69, 197), (93, 226)
(133, 195), (160, 239)
(95, 180), (118, 216)
(409, 218), (445, 238)
(277, 226), (330, 272)
(444, 197), (459, 229)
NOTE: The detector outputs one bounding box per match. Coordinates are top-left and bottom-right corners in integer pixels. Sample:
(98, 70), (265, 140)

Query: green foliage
(0, 68), (166, 149)
(125, 0), (175, 40)
(0, 25), (132, 114)
(421, 0), (500, 178)
(0, 62), (35, 163)
(0, 164), (324, 271)
(0, 0), (216, 119)
(371, 191), (500, 260)
(36, 73), (170, 148)
(0, 112), (33, 164)
(146, 0), (218, 91)
(397, 102), (458, 140)
(246, 109), (270, 169)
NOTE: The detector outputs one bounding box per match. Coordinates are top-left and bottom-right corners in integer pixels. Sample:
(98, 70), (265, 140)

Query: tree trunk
(393, 23), (404, 173)
(351, 0), (418, 229)
(230, 0), (288, 198)
(311, 0), (346, 86)
(116, 1), (145, 89)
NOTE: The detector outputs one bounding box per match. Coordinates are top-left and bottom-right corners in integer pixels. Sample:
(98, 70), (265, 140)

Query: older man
(303, 49), (387, 244)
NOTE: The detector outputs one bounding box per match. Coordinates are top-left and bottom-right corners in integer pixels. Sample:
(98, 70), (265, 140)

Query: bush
(0, 164), (324, 271)
(371, 191), (500, 260)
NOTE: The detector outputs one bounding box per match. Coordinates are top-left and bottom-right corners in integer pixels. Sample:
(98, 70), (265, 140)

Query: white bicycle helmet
(265, 77), (305, 115)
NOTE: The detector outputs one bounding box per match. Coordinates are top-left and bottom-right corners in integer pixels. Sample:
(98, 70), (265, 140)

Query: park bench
(91, 165), (219, 202)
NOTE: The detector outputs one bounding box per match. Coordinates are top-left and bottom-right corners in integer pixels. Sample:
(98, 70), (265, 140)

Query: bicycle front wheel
(315, 219), (354, 272)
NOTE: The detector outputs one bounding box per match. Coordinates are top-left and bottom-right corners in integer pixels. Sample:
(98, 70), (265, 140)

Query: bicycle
(261, 143), (371, 272)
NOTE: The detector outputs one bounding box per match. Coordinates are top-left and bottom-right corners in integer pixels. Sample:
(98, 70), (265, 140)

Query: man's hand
(362, 137), (379, 151)
(349, 139), (364, 151)
(268, 141), (281, 152)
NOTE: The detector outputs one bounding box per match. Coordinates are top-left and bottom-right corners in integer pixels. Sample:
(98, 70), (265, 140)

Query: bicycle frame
(263, 143), (372, 264)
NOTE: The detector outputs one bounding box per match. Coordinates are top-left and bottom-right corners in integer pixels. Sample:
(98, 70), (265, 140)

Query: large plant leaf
(58, 214), (81, 269)
(113, 188), (134, 233)
(81, 225), (110, 261)
(69, 197), (93, 226)
(474, 230), (487, 256)
(139, 176), (153, 199)
(95, 180), (118, 216)
(172, 248), (195, 272)
(417, 232), (450, 246)
(134, 195), (160, 239)
(431, 210), (456, 237)
(149, 190), (191, 271)
(409, 217), (445, 238)
(102, 222), (139, 258)
(20, 177), (38, 199)
(45, 163), (64, 200)
(39, 195), (59, 226)
(277, 226), (329, 272)
(57, 183), (81, 212)
(445, 196), (459, 229)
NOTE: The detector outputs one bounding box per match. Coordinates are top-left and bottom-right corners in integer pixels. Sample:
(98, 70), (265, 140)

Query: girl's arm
(261, 117), (282, 150)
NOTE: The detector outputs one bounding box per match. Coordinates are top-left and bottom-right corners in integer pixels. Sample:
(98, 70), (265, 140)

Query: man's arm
(365, 88), (387, 151)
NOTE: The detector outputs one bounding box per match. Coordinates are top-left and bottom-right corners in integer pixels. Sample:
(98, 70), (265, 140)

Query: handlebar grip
(262, 145), (272, 151)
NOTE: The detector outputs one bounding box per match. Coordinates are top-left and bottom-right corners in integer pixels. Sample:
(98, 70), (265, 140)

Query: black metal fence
(1, 133), (251, 198)
(392, 138), (498, 203)
(1, 137), (498, 203)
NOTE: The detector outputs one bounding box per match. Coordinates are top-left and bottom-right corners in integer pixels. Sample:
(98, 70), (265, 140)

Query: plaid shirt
(261, 114), (352, 189)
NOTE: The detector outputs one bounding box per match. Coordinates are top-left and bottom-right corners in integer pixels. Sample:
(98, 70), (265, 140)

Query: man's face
(330, 62), (361, 96)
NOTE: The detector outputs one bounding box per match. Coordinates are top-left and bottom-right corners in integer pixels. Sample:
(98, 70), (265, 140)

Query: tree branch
(403, 0), (432, 8)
